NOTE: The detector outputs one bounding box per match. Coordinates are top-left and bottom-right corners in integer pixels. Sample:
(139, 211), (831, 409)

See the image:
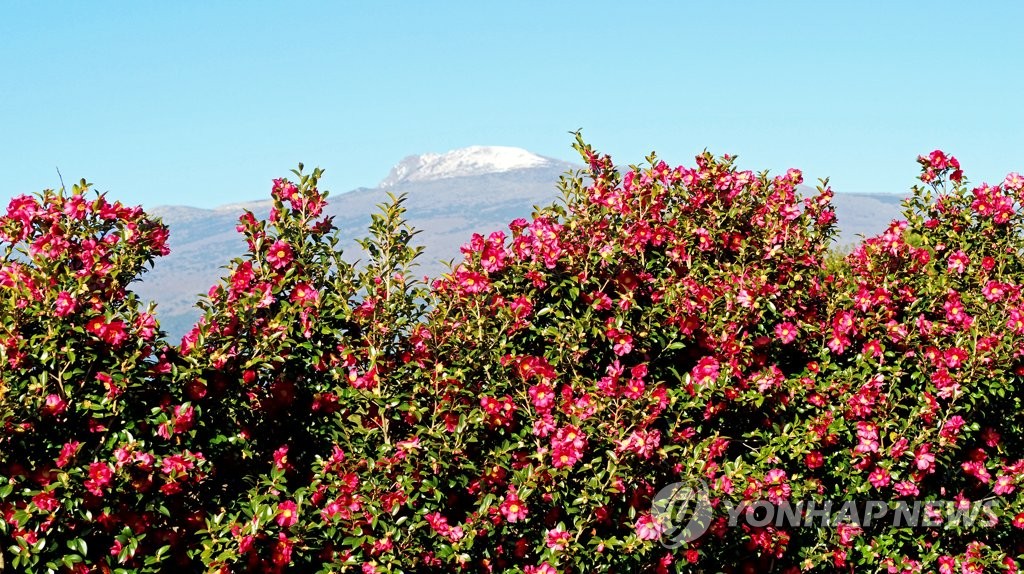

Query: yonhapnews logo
(652, 480), (1001, 548)
(651, 480), (714, 548)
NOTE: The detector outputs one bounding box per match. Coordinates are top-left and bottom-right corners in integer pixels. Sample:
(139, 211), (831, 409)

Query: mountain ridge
(137, 147), (906, 339)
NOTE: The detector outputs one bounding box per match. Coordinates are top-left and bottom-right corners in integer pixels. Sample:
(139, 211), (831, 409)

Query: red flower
(277, 500), (299, 528)
(290, 282), (319, 306)
(56, 441), (81, 468)
(85, 462), (114, 496)
(272, 532), (293, 566)
(31, 491), (59, 513)
(805, 451), (824, 469)
(1012, 512), (1024, 529)
(86, 317), (128, 346)
(454, 268), (489, 294)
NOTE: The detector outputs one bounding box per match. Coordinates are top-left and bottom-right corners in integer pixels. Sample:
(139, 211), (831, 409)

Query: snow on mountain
(380, 145), (555, 187)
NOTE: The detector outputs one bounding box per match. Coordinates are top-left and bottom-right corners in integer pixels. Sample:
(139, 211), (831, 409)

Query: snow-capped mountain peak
(380, 145), (553, 187)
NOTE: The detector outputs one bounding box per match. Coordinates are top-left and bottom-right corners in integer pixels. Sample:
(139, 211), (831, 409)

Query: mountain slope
(136, 150), (906, 339)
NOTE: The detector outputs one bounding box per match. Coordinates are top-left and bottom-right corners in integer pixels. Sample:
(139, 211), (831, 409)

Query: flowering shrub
(0, 182), (197, 571)
(2, 141), (1024, 572)
(415, 137), (839, 572)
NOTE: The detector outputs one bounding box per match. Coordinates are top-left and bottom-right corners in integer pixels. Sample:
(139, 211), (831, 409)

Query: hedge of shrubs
(2, 138), (1023, 572)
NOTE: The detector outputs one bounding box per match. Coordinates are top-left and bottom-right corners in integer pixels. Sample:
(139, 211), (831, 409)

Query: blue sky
(2, 2), (1022, 209)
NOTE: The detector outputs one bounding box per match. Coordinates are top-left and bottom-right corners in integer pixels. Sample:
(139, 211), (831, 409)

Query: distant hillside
(135, 147), (906, 339)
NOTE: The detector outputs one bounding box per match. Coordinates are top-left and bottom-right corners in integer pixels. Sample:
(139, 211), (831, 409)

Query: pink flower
(994, 473), (1016, 495)
(480, 232), (508, 273)
(528, 384), (555, 411)
(837, 522), (862, 546)
(272, 178), (298, 202)
(509, 295), (533, 319)
(524, 564), (558, 574)
(545, 528), (571, 551)
(31, 491), (59, 513)
(426, 511), (453, 535)
(606, 327), (633, 356)
(160, 453), (196, 477)
(276, 500), (299, 528)
(1004, 172), (1024, 191)
(940, 416), (965, 442)
(764, 469), (791, 504)
(85, 462), (114, 496)
(962, 459), (991, 484)
(135, 312), (157, 340)
(1008, 309), (1024, 334)
(982, 281), (1006, 302)
(854, 422), (879, 454)
(634, 513), (664, 541)
(774, 322), (798, 344)
(54, 291), (76, 317)
(693, 227), (713, 251)
(914, 445), (936, 472)
(273, 446), (290, 470)
(500, 491), (528, 523)
(868, 467), (891, 489)
(453, 268), (489, 295)
(691, 356), (720, 387)
(617, 428), (661, 460)
(56, 441), (81, 468)
(266, 240), (294, 269)
(943, 293), (970, 327)
(110, 540), (124, 561)
(43, 394), (67, 416)
(947, 250), (969, 274)
(890, 437), (909, 459)
(893, 481), (919, 497)
(944, 347), (968, 369)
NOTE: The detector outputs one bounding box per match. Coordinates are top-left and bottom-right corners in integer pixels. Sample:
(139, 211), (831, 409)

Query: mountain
(135, 147), (906, 339)
(379, 145), (557, 187)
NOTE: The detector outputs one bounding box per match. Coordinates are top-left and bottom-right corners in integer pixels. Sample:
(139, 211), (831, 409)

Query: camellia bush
(2, 138), (1023, 572)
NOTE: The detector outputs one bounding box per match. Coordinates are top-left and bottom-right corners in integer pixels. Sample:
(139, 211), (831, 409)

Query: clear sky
(2, 2), (1023, 209)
